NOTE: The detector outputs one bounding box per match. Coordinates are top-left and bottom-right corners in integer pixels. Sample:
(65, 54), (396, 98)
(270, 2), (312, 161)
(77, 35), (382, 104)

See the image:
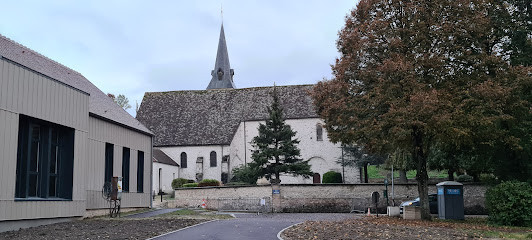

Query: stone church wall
(229, 118), (360, 184)
(157, 118), (359, 184)
(159, 145), (230, 182)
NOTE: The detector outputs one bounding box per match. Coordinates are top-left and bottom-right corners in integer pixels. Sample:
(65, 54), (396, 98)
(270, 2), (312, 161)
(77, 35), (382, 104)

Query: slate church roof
(153, 149), (179, 166)
(136, 85), (318, 147)
(207, 24), (235, 90)
(0, 34), (152, 135)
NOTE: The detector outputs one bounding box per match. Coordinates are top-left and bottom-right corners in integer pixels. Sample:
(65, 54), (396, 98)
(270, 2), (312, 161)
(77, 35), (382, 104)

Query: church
(136, 24), (359, 188)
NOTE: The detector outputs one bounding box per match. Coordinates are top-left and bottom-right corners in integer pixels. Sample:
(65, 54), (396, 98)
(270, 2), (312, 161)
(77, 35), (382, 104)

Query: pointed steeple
(207, 24), (236, 89)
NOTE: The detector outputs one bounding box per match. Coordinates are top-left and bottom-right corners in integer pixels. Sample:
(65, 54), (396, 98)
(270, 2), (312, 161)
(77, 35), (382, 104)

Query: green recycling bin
(437, 181), (464, 220)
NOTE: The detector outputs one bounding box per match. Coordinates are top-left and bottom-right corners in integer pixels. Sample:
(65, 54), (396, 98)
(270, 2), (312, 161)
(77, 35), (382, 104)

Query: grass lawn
(367, 165), (449, 179)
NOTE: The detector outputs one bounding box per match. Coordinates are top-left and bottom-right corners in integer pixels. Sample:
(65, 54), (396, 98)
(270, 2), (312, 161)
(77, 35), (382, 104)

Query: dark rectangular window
(104, 143), (114, 183)
(15, 115), (74, 200)
(137, 151), (144, 193)
(210, 151), (217, 167)
(122, 147), (130, 192)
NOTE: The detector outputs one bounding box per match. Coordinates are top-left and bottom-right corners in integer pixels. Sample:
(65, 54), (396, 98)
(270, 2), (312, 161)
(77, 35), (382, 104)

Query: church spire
(207, 24), (235, 90)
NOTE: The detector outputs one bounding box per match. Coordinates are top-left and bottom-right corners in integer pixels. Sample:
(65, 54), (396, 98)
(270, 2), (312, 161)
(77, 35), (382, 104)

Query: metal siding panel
(12, 65), (20, 111)
(22, 69), (28, 115)
(50, 79), (57, 122)
(114, 145), (121, 177)
(34, 75), (40, 118)
(0, 61), (6, 109)
(13, 67), (23, 112)
(36, 74), (42, 118)
(6, 112), (18, 200)
(31, 74), (37, 118)
(74, 91), (79, 129)
(44, 76), (51, 120)
(130, 150), (138, 193)
(0, 110), (18, 201)
(6, 63), (14, 111)
(58, 80), (65, 124)
(66, 88), (71, 126)
(0, 111), (7, 200)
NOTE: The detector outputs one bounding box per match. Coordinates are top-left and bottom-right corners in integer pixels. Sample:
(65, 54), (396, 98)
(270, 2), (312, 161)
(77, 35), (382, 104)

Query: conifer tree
(250, 87), (312, 183)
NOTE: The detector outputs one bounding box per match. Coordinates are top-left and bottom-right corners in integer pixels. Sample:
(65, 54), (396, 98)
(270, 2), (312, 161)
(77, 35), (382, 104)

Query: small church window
(180, 152), (187, 168)
(210, 151), (217, 167)
(316, 124), (323, 141)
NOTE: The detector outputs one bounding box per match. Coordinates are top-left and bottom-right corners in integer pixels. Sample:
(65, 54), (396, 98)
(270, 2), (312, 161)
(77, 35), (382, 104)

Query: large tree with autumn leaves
(312, 0), (531, 220)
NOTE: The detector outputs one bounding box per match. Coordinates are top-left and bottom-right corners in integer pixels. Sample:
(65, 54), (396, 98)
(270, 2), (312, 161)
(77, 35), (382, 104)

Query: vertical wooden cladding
(86, 117), (151, 209)
(0, 59), (89, 131)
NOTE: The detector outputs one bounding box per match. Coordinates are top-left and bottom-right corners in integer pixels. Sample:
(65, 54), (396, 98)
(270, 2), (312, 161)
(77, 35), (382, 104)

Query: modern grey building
(0, 34), (153, 231)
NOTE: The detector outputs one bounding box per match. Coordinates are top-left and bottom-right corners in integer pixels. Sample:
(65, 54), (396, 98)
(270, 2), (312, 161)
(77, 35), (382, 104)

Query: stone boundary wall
(170, 183), (487, 214)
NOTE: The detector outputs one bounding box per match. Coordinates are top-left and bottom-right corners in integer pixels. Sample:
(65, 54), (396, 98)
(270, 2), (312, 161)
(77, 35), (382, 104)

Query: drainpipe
(221, 145), (223, 181)
(341, 146), (345, 183)
(243, 121), (247, 165)
(149, 137), (153, 209)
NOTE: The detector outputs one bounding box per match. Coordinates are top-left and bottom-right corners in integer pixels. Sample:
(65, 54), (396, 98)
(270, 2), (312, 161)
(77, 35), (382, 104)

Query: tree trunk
(412, 128), (431, 220)
(447, 169), (454, 181)
(364, 164), (369, 183)
(399, 170), (408, 183)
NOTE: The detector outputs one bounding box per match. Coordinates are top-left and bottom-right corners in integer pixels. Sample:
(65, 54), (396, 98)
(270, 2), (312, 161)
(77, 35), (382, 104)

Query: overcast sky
(1, 1), (357, 116)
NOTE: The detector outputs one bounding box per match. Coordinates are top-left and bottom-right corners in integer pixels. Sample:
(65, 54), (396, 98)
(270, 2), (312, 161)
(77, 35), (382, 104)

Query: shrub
(486, 181), (532, 227)
(171, 178), (191, 189)
(479, 174), (498, 185)
(231, 164), (260, 185)
(456, 174), (473, 182)
(182, 183), (199, 188)
(198, 179), (220, 187)
(322, 171), (342, 183)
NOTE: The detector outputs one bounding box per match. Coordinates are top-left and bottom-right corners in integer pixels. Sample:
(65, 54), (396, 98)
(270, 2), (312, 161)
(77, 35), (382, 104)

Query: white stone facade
(160, 145), (230, 183)
(160, 118), (360, 184)
(152, 162), (179, 194)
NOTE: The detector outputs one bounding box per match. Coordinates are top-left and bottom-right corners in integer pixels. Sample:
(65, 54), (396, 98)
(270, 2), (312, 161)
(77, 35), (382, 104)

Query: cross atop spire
(207, 24), (235, 89)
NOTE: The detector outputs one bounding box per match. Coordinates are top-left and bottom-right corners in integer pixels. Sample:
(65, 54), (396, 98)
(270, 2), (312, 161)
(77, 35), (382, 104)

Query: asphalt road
(151, 213), (360, 240)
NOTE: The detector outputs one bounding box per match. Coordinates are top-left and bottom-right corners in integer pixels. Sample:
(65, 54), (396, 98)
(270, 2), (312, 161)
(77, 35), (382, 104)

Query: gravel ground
(281, 216), (531, 240)
(0, 218), (206, 240)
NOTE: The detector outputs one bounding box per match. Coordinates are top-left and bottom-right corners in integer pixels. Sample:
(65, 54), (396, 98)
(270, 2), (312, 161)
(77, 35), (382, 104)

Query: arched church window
(316, 124), (323, 141)
(180, 152), (187, 168)
(210, 151), (217, 167)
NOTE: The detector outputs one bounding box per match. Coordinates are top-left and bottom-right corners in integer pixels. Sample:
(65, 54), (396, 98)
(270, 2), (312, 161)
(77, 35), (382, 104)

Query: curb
(146, 219), (218, 240)
(277, 222), (303, 240)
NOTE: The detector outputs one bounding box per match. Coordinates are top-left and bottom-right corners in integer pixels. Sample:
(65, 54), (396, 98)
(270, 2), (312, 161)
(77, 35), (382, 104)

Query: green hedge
(172, 178), (193, 189)
(322, 171), (342, 183)
(182, 183), (199, 188)
(198, 179), (220, 187)
(456, 174), (473, 182)
(486, 181), (532, 227)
